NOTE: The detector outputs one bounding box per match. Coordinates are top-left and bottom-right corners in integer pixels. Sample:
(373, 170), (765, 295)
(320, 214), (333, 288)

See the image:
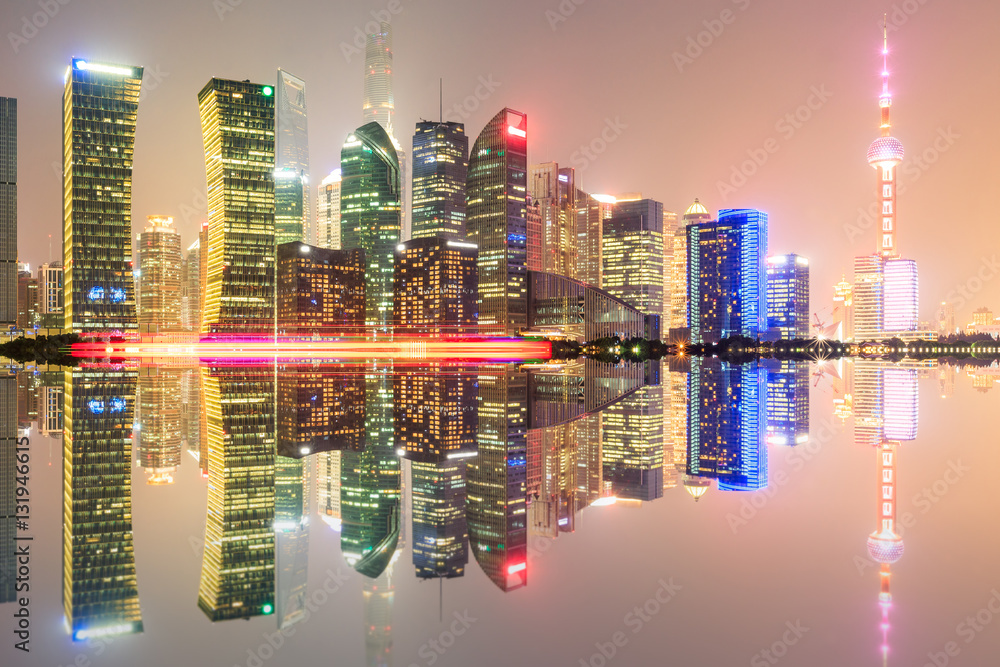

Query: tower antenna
(439, 78), (443, 123)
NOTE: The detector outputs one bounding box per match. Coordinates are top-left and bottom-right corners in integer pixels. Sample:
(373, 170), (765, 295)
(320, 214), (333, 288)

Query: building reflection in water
(197, 366), (275, 622)
(63, 366), (143, 640)
(136, 367), (182, 485)
(1, 370), (16, 604)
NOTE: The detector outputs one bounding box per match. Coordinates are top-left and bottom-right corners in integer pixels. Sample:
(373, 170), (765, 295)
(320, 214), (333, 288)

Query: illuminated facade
(687, 358), (768, 491)
(603, 199), (663, 334)
(575, 192), (615, 288)
(764, 361), (809, 446)
(0, 98), (15, 327)
(276, 242), (365, 337)
(467, 365), (528, 591)
(198, 78), (275, 334)
(197, 367), (275, 621)
(37, 262), (64, 331)
(340, 429), (401, 579)
(526, 270), (649, 341)
(274, 168), (306, 245)
(316, 170), (342, 250)
(412, 460), (469, 579)
(393, 370), (477, 462)
(883, 258), (918, 333)
(16, 267), (38, 331)
(466, 108), (528, 336)
(275, 69), (310, 243)
(276, 366), (365, 458)
(317, 450), (343, 532)
(136, 367), (182, 485)
(63, 59), (142, 333)
(340, 122), (401, 333)
(832, 276), (853, 340)
(674, 200), (712, 332)
(687, 208), (768, 344)
(529, 162), (577, 278)
(393, 236), (478, 336)
(526, 196), (542, 272)
(137, 216), (182, 333)
(63, 367), (143, 640)
(602, 384), (664, 501)
(181, 240), (200, 331)
(853, 255), (884, 341)
(412, 121), (468, 239)
(766, 254), (810, 338)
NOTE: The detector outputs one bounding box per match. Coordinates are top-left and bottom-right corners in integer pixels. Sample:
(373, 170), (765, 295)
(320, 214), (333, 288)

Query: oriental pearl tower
(868, 437), (903, 666)
(867, 20), (904, 257)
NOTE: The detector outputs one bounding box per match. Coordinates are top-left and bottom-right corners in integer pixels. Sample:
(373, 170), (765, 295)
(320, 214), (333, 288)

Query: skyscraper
(181, 240), (200, 331)
(198, 366), (275, 621)
(316, 170), (342, 250)
(37, 261), (64, 332)
(63, 59), (143, 333)
(853, 255), (884, 341)
(466, 108), (528, 336)
(671, 199), (712, 333)
(575, 192), (616, 289)
(275, 69), (310, 243)
(766, 254), (810, 339)
(276, 366), (365, 458)
(412, 120), (468, 239)
(276, 243), (365, 338)
(63, 367), (143, 640)
(340, 122), (401, 333)
(0, 98), (15, 328)
(136, 367), (181, 485)
(198, 78), (275, 334)
(764, 360), (810, 446)
(601, 384), (664, 501)
(16, 267), (37, 331)
(137, 216), (182, 333)
(393, 236), (478, 336)
(602, 198), (664, 334)
(687, 208), (768, 344)
(528, 162), (577, 278)
(274, 168), (306, 245)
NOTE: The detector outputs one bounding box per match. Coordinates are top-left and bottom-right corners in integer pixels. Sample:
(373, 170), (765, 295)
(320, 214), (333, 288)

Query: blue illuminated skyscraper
(687, 208), (768, 343)
(687, 358), (767, 491)
(764, 360), (810, 447)
(766, 254), (810, 339)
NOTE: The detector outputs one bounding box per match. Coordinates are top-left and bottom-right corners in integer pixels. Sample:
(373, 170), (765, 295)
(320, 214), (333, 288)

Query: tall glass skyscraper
(274, 168), (305, 245)
(362, 22), (394, 129)
(63, 367), (143, 640)
(883, 258), (918, 333)
(466, 108), (528, 336)
(63, 59), (143, 333)
(340, 122), (401, 332)
(276, 70), (310, 243)
(316, 170), (342, 250)
(764, 360), (810, 447)
(0, 97), (15, 327)
(766, 254), (810, 339)
(411, 121), (468, 239)
(198, 78), (275, 334)
(687, 208), (768, 344)
(137, 367), (182, 485)
(529, 162), (577, 278)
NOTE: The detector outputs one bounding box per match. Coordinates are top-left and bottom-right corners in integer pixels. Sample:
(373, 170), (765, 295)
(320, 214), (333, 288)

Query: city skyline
(3, 1), (995, 327)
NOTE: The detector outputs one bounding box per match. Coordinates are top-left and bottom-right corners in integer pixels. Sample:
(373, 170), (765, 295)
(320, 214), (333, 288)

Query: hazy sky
(3, 0), (999, 325)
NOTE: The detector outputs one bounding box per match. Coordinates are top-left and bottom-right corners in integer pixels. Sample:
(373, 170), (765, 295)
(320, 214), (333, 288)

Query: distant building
(275, 69), (310, 243)
(316, 170), (341, 250)
(37, 262), (64, 331)
(181, 240), (200, 331)
(412, 120), (468, 239)
(466, 108), (528, 336)
(687, 208), (768, 343)
(766, 254), (810, 339)
(138, 216), (182, 333)
(972, 307), (993, 327)
(136, 367), (181, 485)
(198, 78), (275, 334)
(603, 198), (664, 335)
(276, 242), (365, 337)
(392, 236), (477, 336)
(934, 302), (954, 335)
(16, 267), (38, 331)
(0, 98), (15, 328)
(63, 60), (142, 333)
(526, 196), (542, 272)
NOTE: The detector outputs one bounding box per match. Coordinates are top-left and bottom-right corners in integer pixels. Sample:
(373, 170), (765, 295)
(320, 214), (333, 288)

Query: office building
(275, 69), (310, 243)
(0, 98), (15, 327)
(575, 192), (616, 289)
(316, 170), (341, 250)
(63, 59), (142, 333)
(136, 367), (181, 484)
(766, 254), (810, 339)
(274, 168), (306, 245)
(466, 108), (528, 336)
(412, 460), (469, 579)
(137, 216), (182, 333)
(37, 262), (64, 331)
(393, 236), (477, 336)
(181, 240), (200, 331)
(765, 360), (809, 446)
(276, 242), (365, 337)
(412, 120), (468, 239)
(198, 78), (275, 334)
(602, 384), (664, 501)
(529, 162), (577, 278)
(603, 198), (664, 334)
(277, 367), (365, 458)
(16, 267), (37, 331)
(340, 122), (401, 332)
(687, 208), (768, 343)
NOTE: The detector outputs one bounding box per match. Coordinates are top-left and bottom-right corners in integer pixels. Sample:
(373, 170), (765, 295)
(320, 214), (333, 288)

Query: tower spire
(879, 14), (892, 136)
